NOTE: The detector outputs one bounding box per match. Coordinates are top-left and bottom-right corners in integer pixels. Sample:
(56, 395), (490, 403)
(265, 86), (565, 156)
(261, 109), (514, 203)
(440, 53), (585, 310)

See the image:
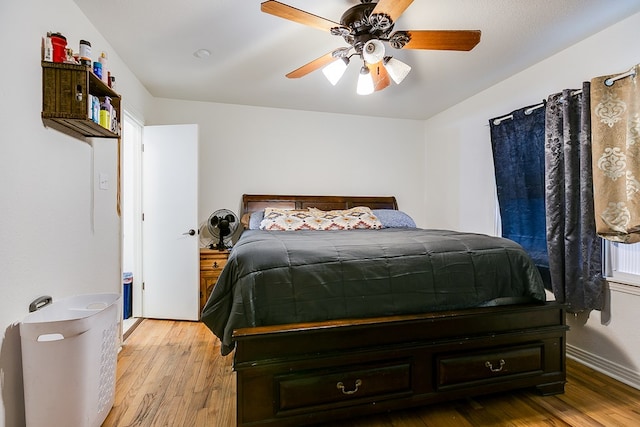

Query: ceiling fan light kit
(260, 0), (480, 95)
(383, 56), (411, 84)
(362, 39), (386, 64)
(322, 56), (349, 85)
(356, 65), (375, 95)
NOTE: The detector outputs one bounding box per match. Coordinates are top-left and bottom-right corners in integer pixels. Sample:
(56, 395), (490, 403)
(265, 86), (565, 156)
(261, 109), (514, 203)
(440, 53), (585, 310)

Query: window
(605, 241), (640, 286)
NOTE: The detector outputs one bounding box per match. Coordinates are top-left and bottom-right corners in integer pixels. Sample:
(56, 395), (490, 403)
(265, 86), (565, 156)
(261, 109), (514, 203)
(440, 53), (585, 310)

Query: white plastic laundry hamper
(20, 293), (120, 427)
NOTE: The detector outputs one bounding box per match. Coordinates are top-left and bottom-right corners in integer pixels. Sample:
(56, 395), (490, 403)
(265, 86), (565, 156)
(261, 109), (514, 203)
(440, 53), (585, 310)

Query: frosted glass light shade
(322, 58), (349, 85)
(356, 66), (374, 95)
(384, 57), (411, 84)
(362, 40), (385, 64)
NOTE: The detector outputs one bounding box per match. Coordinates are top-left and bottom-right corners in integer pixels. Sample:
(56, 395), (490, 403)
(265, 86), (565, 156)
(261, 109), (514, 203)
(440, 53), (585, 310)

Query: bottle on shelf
(87, 95), (100, 124)
(93, 96), (100, 124)
(111, 108), (118, 134)
(50, 32), (67, 63)
(64, 48), (76, 64)
(43, 32), (53, 62)
(79, 39), (92, 66)
(99, 52), (109, 84)
(99, 96), (112, 130)
(87, 94), (93, 120)
(93, 61), (102, 80)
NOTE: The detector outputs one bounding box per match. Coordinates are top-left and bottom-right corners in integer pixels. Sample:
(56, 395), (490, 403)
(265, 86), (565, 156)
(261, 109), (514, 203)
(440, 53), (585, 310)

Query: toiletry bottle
(43, 32), (53, 61)
(79, 40), (92, 66)
(111, 109), (117, 134)
(100, 97), (112, 130)
(50, 32), (67, 63)
(87, 94), (93, 119)
(93, 61), (102, 80)
(64, 48), (75, 64)
(99, 52), (109, 84)
(93, 96), (100, 123)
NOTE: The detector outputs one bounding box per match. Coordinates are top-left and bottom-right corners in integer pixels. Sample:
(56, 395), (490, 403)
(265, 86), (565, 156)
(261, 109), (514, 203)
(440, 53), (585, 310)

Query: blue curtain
(490, 104), (550, 288)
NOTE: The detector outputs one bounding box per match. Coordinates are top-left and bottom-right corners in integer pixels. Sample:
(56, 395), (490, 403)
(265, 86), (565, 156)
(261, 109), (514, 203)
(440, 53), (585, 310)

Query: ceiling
(73, 0), (640, 120)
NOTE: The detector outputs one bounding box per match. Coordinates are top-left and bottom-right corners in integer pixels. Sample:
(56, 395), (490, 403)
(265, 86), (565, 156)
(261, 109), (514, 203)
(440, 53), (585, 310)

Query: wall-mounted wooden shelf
(41, 61), (121, 139)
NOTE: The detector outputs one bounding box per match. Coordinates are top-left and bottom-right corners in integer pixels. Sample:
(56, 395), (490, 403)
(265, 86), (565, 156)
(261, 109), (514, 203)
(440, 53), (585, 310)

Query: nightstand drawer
(200, 255), (228, 272)
(437, 344), (543, 389)
(276, 360), (411, 413)
(199, 249), (230, 315)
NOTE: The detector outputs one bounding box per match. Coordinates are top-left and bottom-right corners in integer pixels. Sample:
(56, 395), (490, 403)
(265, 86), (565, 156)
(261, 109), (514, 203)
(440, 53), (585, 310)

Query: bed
(201, 194), (566, 427)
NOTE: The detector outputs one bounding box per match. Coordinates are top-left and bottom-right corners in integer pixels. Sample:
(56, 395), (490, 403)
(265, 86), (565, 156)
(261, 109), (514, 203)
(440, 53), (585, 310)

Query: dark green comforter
(201, 228), (546, 355)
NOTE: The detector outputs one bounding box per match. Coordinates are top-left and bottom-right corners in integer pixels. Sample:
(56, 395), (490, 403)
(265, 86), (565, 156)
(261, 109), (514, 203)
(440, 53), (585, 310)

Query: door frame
(121, 111), (144, 318)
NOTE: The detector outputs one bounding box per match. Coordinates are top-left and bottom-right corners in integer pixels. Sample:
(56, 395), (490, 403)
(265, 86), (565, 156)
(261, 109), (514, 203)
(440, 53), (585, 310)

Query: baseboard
(123, 317), (143, 341)
(567, 344), (640, 390)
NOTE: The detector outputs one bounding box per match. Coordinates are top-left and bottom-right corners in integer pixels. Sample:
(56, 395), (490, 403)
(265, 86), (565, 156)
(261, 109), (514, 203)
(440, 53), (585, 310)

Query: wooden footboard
(233, 302), (566, 427)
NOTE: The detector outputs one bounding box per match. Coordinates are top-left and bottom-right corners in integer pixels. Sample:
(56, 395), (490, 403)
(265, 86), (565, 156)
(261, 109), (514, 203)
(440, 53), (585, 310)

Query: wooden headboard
(241, 194), (398, 217)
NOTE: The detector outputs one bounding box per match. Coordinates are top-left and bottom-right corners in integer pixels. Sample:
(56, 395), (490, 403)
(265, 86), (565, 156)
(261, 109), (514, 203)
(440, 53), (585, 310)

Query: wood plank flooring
(102, 319), (640, 427)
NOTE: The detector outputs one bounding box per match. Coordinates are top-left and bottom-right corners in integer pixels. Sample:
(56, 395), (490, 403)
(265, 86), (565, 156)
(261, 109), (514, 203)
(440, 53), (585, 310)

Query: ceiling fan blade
(286, 52), (337, 79)
(398, 30), (481, 51)
(371, 0), (414, 23)
(261, 1), (341, 32)
(367, 62), (391, 92)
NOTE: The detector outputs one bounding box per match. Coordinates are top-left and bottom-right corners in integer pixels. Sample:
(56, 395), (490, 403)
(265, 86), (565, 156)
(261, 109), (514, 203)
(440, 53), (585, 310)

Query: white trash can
(20, 293), (120, 427)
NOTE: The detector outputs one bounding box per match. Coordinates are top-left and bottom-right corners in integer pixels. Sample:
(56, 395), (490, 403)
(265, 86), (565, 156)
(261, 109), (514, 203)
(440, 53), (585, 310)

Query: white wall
(0, 1), (153, 426)
(149, 100), (427, 227)
(423, 12), (640, 388)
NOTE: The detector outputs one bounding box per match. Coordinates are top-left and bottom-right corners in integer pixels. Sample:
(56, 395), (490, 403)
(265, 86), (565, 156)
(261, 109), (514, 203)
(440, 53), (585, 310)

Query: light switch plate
(99, 173), (109, 190)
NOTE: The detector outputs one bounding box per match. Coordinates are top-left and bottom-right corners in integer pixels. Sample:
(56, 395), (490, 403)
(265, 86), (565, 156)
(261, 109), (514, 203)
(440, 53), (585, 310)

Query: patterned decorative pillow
(308, 206), (383, 230)
(251, 208), (415, 230)
(259, 208), (322, 231)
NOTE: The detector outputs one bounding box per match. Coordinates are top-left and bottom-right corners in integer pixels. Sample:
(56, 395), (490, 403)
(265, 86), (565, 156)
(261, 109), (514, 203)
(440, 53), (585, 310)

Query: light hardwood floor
(103, 319), (640, 427)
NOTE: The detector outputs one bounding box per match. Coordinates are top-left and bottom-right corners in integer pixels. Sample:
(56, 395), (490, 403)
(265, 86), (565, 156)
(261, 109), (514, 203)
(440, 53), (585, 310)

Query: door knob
(183, 229), (196, 236)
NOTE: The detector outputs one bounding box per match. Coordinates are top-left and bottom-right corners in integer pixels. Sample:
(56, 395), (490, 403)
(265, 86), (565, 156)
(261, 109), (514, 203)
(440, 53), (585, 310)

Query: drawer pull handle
(485, 359), (506, 373)
(212, 262), (218, 268)
(336, 379), (362, 395)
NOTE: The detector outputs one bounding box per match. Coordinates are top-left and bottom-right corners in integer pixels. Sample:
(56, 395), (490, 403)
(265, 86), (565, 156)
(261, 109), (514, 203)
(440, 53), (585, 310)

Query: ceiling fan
(261, 0), (481, 95)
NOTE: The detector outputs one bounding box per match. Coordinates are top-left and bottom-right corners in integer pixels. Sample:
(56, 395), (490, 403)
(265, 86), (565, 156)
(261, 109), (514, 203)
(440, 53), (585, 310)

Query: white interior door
(142, 124), (199, 320)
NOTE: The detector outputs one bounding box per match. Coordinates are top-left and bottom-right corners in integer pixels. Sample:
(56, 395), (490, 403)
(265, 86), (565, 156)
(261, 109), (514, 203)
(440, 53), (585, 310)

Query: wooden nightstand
(199, 248), (230, 316)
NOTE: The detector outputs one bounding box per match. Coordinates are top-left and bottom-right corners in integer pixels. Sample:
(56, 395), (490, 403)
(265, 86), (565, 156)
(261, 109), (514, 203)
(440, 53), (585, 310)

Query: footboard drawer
(234, 303), (566, 426)
(437, 344), (543, 389)
(276, 360), (411, 413)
